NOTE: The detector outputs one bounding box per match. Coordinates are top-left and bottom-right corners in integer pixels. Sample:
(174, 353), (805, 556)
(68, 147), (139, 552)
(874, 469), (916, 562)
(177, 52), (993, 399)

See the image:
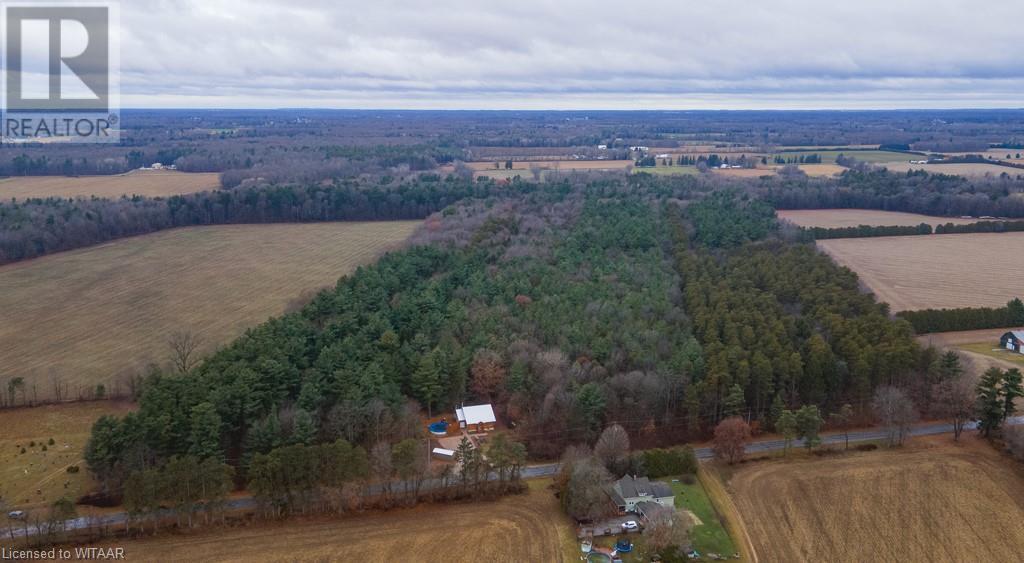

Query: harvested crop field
(797, 163), (846, 177)
(0, 170), (221, 199)
(0, 401), (135, 511)
(729, 437), (1024, 563)
(775, 150), (912, 163)
(0, 222), (418, 397)
(883, 162), (1019, 177)
(817, 232), (1024, 311)
(62, 482), (576, 563)
(778, 209), (985, 228)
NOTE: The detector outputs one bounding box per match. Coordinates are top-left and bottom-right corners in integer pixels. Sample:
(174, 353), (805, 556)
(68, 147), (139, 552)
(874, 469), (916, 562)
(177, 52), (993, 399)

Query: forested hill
(86, 177), (929, 501)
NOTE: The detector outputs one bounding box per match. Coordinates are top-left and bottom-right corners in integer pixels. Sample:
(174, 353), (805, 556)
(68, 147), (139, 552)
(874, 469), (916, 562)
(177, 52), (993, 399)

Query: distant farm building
(605, 475), (675, 513)
(1001, 331), (1024, 354)
(455, 403), (497, 433)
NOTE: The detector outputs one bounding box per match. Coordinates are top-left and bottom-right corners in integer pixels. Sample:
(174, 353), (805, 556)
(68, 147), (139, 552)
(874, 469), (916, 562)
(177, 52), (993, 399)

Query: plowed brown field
(54, 482), (576, 563)
(728, 438), (1024, 563)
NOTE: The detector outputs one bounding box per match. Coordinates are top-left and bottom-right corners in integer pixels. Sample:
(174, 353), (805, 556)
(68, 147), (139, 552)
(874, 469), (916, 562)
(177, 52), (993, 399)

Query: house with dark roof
(1001, 331), (1024, 354)
(605, 475), (675, 513)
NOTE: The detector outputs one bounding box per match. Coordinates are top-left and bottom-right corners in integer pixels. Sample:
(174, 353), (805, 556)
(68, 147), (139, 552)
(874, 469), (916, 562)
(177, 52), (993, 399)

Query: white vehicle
(7, 510), (25, 520)
(621, 520), (639, 530)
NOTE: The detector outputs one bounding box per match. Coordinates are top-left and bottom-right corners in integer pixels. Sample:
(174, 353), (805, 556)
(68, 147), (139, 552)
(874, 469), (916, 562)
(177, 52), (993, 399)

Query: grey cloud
(116, 0), (1024, 108)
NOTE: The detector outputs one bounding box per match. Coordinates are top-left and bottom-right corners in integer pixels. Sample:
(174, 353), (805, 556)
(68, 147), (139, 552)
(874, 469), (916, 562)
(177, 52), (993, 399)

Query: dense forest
(85, 177), (926, 503)
(676, 193), (920, 422)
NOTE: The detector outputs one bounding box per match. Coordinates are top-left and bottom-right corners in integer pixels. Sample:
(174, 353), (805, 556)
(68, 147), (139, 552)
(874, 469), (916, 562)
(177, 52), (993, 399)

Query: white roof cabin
(455, 404), (497, 427)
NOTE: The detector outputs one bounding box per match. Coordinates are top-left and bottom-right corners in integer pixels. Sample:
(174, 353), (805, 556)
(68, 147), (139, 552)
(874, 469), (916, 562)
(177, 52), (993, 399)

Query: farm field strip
(817, 232), (1024, 311)
(777, 209), (988, 228)
(883, 162), (1019, 176)
(0, 222), (419, 396)
(0, 170), (221, 199)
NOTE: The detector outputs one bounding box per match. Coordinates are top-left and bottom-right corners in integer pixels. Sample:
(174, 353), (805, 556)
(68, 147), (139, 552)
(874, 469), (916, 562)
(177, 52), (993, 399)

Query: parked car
(7, 510), (25, 520)
(621, 520), (638, 530)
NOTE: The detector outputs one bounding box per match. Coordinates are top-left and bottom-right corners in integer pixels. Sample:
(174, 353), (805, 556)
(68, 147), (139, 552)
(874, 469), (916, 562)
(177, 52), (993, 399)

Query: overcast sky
(116, 0), (1024, 109)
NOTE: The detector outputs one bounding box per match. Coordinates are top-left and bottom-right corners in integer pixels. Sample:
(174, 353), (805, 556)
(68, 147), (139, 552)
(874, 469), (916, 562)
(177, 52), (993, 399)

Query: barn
(1000, 331), (1024, 354)
(455, 403), (497, 433)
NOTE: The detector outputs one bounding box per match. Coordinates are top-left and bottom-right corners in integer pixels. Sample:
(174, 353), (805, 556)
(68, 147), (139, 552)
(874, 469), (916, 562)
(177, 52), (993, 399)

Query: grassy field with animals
(777, 209), (986, 228)
(816, 232), (1024, 311)
(0, 222), (419, 398)
(57, 480), (577, 563)
(727, 437), (1024, 563)
(0, 170), (221, 199)
(0, 401), (135, 512)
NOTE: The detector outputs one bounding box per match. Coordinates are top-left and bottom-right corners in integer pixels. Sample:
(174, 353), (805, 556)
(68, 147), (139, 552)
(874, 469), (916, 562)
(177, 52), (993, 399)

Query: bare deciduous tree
(168, 330), (202, 374)
(1005, 425), (1024, 461)
(470, 349), (506, 403)
(933, 374), (975, 441)
(594, 423), (630, 475)
(872, 386), (918, 447)
(562, 456), (614, 522)
(643, 508), (692, 552)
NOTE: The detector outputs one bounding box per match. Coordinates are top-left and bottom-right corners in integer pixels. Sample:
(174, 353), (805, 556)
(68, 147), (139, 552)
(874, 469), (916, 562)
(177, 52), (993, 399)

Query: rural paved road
(519, 416), (1024, 477)
(10, 416), (1023, 538)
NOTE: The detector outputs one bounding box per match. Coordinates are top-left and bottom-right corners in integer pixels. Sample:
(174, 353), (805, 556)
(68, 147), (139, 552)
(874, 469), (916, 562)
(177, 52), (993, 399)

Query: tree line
(763, 168), (1024, 218)
(897, 298), (1024, 333)
(0, 175), (525, 265)
(934, 219), (1024, 234)
(800, 223), (932, 240)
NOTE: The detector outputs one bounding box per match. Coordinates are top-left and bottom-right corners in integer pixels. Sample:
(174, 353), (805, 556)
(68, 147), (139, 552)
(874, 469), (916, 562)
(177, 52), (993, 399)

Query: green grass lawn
(957, 342), (1024, 366)
(671, 476), (738, 557)
(775, 149), (912, 163)
(588, 474), (738, 562)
